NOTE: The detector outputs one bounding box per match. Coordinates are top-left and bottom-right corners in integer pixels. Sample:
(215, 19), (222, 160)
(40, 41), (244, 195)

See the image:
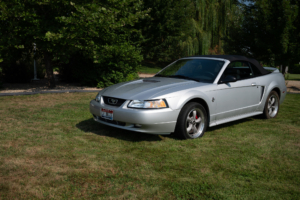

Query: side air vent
(260, 86), (265, 101)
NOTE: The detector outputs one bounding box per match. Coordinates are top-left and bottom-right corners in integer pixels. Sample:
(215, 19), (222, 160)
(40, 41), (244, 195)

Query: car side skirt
(209, 111), (263, 127)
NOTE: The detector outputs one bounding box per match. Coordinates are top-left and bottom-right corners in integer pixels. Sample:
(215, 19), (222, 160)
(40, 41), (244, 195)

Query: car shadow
(206, 115), (261, 132)
(77, 115), (262, 141)
(76, 118), (164, 142)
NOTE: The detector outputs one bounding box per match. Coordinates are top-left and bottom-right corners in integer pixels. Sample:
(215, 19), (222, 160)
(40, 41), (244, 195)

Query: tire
(174, 102), (208, 139)
(263, 90), (280, 119)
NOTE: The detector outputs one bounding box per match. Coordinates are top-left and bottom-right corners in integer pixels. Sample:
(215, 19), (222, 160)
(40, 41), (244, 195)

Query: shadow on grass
(76, 118), (163, 142)
(206, 117), (258, 132)
(77, 115), (262, 141)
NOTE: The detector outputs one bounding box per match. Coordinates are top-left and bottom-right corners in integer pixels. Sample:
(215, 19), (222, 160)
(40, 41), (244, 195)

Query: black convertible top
(190, 55), (270, 75)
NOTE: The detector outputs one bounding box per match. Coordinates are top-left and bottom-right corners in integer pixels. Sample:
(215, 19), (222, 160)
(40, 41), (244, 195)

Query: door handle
(251, 83), (256, 86)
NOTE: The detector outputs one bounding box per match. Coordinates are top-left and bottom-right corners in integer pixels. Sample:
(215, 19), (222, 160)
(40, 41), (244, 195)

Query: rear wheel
(263, 91), (279, 119)
(174, 102), (208, 139)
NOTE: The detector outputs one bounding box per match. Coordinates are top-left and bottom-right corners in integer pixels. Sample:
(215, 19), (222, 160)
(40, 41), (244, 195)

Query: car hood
(102, 77), (210, 100)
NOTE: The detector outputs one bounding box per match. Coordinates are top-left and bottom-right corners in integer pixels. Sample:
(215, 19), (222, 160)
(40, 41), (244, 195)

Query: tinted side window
(222, 61), (256, 80)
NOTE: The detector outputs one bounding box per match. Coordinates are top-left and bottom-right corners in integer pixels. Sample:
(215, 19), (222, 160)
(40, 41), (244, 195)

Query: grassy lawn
(0, 93), (300, 199)
(139, 62), (164, 74)
(286, 74), (300, 81)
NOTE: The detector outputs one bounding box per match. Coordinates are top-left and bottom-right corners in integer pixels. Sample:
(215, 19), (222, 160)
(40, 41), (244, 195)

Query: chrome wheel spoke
(268, 108), (272, 114)
(271, 97), (275, 105)
(267, 94), (279, 118)
(192, 126), (197, 134)
(185, 107), (205, 138)
(192, 110), (197, 120)
(187, 124), (192, 132)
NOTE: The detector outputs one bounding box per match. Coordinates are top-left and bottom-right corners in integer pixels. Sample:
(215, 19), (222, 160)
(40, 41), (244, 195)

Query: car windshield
(155, 59), (225, 83)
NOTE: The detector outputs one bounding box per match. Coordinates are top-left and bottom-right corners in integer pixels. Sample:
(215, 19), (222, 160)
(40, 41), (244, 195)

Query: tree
(138, 0), (194, 62)
(0, 0), (146, 88)
(224, 0), (299, 66)
(179, 0), (239, 56)
(139, 0), (240, 64)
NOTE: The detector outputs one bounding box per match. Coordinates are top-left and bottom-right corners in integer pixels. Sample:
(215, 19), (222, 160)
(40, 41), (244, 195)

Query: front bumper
(89, 99), (180, 135)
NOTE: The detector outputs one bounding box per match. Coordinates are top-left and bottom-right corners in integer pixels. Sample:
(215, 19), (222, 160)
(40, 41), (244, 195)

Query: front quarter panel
(156, 85), (218, 124)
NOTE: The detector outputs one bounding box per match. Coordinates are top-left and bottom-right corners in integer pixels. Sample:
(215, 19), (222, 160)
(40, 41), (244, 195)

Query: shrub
(289, 64), (300, 74)
(59, 43), (142, 88)
(1, 60), (44, 83)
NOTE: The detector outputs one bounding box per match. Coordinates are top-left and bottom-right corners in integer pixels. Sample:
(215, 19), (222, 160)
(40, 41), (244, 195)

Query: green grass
(139, 62), (164, 74)
(0, 93), (300, 199)
(286, 74), (300, 81)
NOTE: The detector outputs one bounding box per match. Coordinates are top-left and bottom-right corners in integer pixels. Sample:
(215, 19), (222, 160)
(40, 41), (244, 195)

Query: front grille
(102, 96), (126, 107)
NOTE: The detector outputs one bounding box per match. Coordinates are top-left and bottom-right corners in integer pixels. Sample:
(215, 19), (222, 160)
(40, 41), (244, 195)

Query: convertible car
(90, 55), (286, 139)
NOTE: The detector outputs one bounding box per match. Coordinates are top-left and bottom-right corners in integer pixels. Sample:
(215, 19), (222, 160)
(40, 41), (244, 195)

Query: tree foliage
(1, 0), (299, 87)
(138, 0), (194, 62)
(139, 0), (239, 64)
(0, 0), (146, 87)
(179, 0), (239, 57)
(224, 0), (299, 66)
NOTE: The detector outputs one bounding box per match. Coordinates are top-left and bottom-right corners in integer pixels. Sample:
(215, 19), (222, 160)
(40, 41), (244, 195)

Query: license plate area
(100, 108), (113, 120)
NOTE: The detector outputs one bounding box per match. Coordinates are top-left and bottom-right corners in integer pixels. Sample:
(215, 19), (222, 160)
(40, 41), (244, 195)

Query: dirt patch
(138, 73), (155, 78)
(286, 81), (300, 93)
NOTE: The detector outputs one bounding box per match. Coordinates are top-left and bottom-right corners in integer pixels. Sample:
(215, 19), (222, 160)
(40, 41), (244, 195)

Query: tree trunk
(44, 51), (56, 88)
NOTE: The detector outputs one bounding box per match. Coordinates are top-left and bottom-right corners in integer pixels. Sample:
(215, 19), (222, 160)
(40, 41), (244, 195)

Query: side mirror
(218, 75), (237, 84)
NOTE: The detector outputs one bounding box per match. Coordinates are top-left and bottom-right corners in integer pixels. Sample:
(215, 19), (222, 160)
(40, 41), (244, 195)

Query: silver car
(90, 55), (287, 139)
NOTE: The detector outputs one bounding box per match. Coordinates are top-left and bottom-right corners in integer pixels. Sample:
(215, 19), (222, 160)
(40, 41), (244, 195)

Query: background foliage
(0, 0), (146, 87)
(0, 0), (299, 88)
(224, 0), (300, 67)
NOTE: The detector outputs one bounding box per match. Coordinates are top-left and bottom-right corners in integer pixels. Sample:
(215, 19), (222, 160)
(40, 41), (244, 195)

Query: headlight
(95, 93), (101, 102)
(128, 99), (168, 109)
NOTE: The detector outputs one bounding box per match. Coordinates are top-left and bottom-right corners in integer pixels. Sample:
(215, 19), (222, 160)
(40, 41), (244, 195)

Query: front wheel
(263, 91), (279, 119)
(174, 102), (208, 139)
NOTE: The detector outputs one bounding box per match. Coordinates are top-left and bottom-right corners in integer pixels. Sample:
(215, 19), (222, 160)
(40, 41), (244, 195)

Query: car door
(212, 61), (262, 122)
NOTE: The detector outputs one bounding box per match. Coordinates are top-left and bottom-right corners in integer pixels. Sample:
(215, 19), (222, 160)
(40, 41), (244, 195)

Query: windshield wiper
(167, 75), (200, 82)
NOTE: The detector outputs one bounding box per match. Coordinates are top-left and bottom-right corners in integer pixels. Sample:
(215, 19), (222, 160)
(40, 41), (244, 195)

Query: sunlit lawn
(139, 62), (163, 74)
(286, 74), (300, 81)
(0, 93), (300, 199)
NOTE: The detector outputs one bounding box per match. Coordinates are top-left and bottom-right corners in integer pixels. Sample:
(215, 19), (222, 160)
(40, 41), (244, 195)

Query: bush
(289, 64), (300, 74)
(1, 58), (44, 83)
(59, 43), (142, 88)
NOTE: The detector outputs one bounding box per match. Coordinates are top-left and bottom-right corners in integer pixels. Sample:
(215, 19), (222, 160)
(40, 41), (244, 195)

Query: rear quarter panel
(256, 72), (287, 112)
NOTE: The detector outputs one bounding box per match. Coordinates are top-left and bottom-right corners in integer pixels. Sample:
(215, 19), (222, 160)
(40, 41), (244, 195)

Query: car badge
(108, 98), (118, 104)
